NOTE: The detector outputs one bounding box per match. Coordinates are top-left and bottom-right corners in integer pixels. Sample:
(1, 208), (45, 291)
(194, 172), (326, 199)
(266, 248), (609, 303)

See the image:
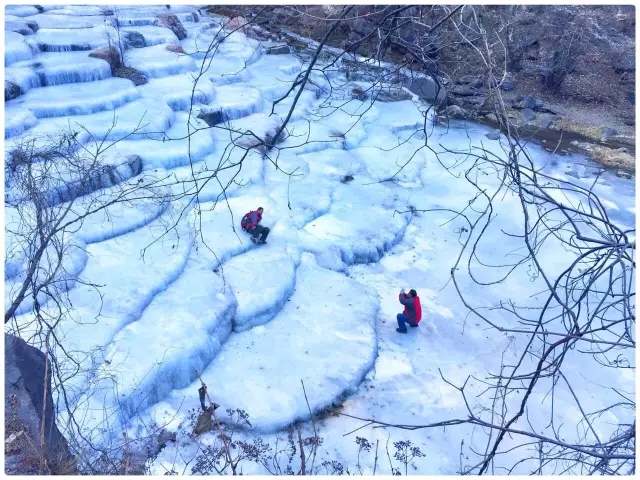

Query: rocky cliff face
(5, 334), (76, 475)
(207, 5), (636, 173)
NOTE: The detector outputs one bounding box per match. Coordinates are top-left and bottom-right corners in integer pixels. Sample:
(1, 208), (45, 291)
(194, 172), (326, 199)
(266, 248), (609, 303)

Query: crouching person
(396, 288), (422, 334)
(241, 207), (270, 244)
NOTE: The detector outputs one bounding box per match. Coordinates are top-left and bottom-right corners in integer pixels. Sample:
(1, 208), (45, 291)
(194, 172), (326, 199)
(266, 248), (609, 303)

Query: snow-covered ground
(4, 5), (635, 475)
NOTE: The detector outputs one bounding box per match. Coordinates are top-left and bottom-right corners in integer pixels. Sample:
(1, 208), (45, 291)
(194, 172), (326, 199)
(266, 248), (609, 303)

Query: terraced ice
(4, 4), (635, 475)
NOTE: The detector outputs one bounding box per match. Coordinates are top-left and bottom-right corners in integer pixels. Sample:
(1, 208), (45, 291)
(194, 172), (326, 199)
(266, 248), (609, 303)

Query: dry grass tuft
(589, 146), (635, 172)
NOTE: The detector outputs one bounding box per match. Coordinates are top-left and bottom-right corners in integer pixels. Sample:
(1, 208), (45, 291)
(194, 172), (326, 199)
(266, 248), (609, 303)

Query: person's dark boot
(396, 328), (407, 334)
(258, 238), (267, 244)
(410, 323), (418, 328)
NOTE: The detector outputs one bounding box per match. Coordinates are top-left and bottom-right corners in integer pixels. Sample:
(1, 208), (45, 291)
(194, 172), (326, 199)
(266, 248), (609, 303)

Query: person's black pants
(248, 225), (270, 241)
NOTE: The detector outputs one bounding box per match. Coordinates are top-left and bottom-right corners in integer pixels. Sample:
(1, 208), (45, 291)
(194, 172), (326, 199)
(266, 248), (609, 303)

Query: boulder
(166, 44), (185, 54)
(123, 31), (145, 49)
(112, 66), (147, 86)
(539, 117), (552, 128)
(5, 334), (76, 475)
(197, 109), (225, 127)
(516, 95), (544, 110)
(456, 74), (483, 87)
(5, 81), (22, 102)
(350, 86), (367, 101)
(443, 105), (470, 120)
(267, 44), (290, 55)
(539, 103), (567, 116)
(451, 85), (478, 96)
(499, 77), (516, 91)
(407, 76), (447, 104)
(485, 131), (501, 140)
(225, 15), (249, 31)
(601, 127), (617, 141)
(89, 46), (121, 71)
(155, 13), (187, 40)
(6, 20), (36, 35)
(522, 108), (536, 121)
(375, 86), (413, 102)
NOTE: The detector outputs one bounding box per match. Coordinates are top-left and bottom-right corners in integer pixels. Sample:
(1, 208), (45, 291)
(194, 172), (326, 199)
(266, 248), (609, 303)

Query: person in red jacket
(396, 288), (422, 334)
(240, 207), (270, 244)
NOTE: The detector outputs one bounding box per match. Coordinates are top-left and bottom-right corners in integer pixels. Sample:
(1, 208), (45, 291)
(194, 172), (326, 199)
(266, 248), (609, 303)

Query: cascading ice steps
(32, 26), (115, 52)
(120, 25), (179, 46)
(9, 77), (141, 119)
(5, 30), (37, 66)
(9, 50), (113, 89)
(126, 43), (197, 79)
(5, 5), (41, 17)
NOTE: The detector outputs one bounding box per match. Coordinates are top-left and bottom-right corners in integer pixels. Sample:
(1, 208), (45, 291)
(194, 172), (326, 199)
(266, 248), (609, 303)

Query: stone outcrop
(5, 334), (76, 475)
(5, 81), (22, 101)
(155, 13), (187, 41)
(166, 44), (185, 54)
(123, 31), (145, 49)
(88, 45), (121, 71)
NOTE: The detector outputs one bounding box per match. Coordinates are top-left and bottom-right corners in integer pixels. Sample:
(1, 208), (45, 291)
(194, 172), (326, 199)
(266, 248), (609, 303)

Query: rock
(5, 334), (76, 475)
(350, 87), (367, 101)
(451, 85), (478, 97)
(516, 95), (543, 110)
(456, 74), (482, 87)
(443, 105), (470, 119)
(267, 44), (290, 55)
(601, 127), (617, 140)
(476, 95), (508, 114)
(485, 131), (501, 140)
(112, 66), (147, 86)
(166, 44), (185, 54)
(225, 15), (249, 31)
(539, 117), (552, 128)
(26, 20), (39, 33)
(197, 109), (225, 127)
(89, 46), (121, 71)
(5, 81), (22, 101)
(463, 96), (486, 107)
(522, 108), (536, 121)
(123, 31), (145, 49)
(155, 13), (187, 40)
(407, 76), (447, 104)
(6, 20), (37, 35)
(616, 170), (633, 179)
(500, 77), (516, 91)
(375, 86), (413, 102)
(126, 155), (143, 176)
(539, 103), (567, 116)
(245, 25), (270, 41)
(618, 147), (629, 153)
